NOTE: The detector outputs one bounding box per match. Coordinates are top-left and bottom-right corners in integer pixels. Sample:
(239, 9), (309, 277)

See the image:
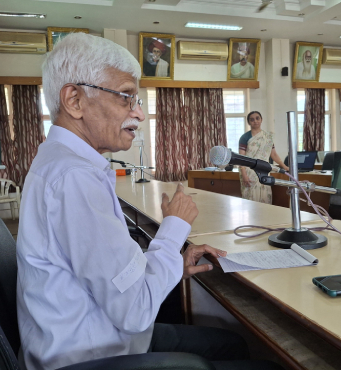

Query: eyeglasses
(76, 83), (143, 111)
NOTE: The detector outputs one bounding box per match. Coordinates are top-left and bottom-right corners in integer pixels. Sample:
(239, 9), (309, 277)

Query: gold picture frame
(227, 38), (261, 81)
(139, 32), (175, 80)
(292, 42), (323, 82)
(47, 27), (89, 51)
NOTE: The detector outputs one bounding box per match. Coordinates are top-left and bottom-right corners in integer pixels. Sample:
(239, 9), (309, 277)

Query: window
(223, 89), (247, 153)
(146, 88), (248, 165)
(4, 85), (14, 140)
(147, 88), (156, 167)
(39, 87), (52, 137)
(296, 89), (330, 151)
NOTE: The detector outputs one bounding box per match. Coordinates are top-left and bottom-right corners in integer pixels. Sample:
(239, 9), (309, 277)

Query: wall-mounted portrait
(227, 38), (261, 81)
(293, 42), (323, 82)
(47, 27), (89, 51)
(139, 32), (175, 80)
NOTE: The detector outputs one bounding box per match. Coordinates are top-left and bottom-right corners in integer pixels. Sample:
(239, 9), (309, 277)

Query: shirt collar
(46, 125), (111, 171)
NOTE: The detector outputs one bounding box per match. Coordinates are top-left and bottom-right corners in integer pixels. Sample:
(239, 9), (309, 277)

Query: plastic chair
(0, 218), (214, 370)
(0, 179), (20, 220)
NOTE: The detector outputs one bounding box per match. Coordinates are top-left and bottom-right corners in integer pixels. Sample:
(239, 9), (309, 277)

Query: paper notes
(218, 243), (318, 273)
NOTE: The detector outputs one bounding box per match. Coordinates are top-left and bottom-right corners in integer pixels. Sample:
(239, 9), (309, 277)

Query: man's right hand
(161, 183), (199, 225)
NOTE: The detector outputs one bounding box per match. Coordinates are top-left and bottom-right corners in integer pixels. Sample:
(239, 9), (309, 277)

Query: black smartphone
(312, 275), (341, 297)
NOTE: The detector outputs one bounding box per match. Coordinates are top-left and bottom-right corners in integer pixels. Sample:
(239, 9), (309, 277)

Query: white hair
(42, 32), (141, 123)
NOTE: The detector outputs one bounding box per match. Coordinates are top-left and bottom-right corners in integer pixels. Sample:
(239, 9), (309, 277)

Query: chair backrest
(0, 180), (16, 199)
(0, 325), (20, 370)
(329, 152), (341, 220)
(0, 218), (20, 357)
(284, 155), (289, 167)
(322, 152), (335, 171)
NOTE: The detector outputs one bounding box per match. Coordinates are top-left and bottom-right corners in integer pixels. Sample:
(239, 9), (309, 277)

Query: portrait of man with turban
(143, 38), (170, 77)
(230, 42), (255, 79)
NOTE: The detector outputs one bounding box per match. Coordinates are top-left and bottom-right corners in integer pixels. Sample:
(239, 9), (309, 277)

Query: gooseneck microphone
(106, 158), (154, 169)
(209, 146), (282, 174)
(106, 158), (126, 165)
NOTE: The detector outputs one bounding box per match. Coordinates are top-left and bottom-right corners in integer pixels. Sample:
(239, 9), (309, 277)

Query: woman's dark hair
(247, 111), (262, 124)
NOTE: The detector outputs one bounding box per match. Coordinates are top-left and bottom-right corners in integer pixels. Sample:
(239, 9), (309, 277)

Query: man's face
(80, 68), (145, 153)
(238, 47), (249, 66)
(304, 51), (312, 64)
(152, 47), (162, 62)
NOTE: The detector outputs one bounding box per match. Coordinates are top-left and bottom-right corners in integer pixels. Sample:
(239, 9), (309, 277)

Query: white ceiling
(1, 0), (341, 46)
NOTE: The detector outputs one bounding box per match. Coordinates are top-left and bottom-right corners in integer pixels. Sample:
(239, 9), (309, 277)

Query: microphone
(106, 158), (126, 165)
(209, 146), (281, 173)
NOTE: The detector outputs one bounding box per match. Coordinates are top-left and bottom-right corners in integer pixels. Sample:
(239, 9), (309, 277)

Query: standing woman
(239, 111), (289, 204)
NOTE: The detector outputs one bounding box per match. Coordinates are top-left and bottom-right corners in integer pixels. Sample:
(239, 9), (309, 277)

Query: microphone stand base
(135, 178), (150, 183)
(268, 228), (327, 250)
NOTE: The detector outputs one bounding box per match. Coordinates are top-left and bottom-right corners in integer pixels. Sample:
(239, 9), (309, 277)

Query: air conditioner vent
(0, 32), (46, 54)
(322, 48), (341, 65)
(177, 41), (228, 61)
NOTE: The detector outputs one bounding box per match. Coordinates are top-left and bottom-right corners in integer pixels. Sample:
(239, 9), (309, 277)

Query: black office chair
(321, 152), (334, 171)
(284, 156), (289, 167)
(0, 218), (214, 370)
(329, 152), (341, 221)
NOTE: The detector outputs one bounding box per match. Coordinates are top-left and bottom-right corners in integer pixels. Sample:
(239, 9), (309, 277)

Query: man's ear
(59, 84), (84, 120)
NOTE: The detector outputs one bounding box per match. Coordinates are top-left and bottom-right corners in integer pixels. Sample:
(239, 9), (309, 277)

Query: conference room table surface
(116, 176), (341, 368)
(115, 177), (321, 237)
(189, 221), (341, 347)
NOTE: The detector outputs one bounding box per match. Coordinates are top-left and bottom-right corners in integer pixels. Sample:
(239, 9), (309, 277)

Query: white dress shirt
(16, 125), (191, 370)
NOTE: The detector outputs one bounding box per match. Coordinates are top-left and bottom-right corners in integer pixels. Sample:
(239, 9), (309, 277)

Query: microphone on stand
(106, 158), (126, 167)
(209, 146), (284, 174)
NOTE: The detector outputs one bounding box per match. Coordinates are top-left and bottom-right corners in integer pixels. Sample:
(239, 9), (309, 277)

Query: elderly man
(143, 39), (169, 77)
(296, 49), (316, 80)
(230, 43), (255, 79)
(17, 33), (283, 370)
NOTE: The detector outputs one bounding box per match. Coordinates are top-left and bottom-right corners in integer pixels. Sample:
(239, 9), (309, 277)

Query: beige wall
(0, 32), (340, 172)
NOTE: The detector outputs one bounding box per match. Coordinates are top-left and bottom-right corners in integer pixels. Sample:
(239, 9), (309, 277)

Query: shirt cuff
(154, 216), (191, 249)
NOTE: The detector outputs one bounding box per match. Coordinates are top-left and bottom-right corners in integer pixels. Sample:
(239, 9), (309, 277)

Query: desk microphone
(106, 158), (126, 166)
(209, 146), (283, 173)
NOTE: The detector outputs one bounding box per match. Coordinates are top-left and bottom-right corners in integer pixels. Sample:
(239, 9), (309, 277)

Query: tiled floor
(3, 218), (19, 240)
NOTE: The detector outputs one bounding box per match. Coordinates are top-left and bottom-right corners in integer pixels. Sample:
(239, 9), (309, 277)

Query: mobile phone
(312, 275), (341, 297)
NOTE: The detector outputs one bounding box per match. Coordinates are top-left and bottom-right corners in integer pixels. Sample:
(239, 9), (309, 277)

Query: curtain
(155, 88), (187, 182)
(11, 85), (44, 187)
(183, 88), (227, 169)
(0, 85), (16, 181)
(303, 88), (325, 151)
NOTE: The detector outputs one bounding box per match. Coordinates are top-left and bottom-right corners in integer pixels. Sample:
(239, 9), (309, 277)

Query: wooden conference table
(115, 176), (341, 370)
(188, 169), (333, 214)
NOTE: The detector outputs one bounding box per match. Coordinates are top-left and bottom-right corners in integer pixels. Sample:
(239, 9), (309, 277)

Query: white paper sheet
(218, 243), (318, 273)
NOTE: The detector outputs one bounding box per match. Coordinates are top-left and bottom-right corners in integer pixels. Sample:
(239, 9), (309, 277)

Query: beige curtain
(303, 88), (325, 151)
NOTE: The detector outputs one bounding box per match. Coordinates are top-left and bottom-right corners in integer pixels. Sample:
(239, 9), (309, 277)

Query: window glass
(325, 114), (330, 152)
(147, 88), (156, 115)
(40, 90), (50, 116)
(297, 114), (304, 151)
(223, 90), (245, 113)
(44, 121), (53, 137)
(149, 119), (156, 167)
(297, 90), (305, 111)
(226, 117), (245, 153)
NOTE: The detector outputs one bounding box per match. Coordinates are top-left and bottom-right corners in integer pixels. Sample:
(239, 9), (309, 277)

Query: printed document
(218, 243), (318, 273)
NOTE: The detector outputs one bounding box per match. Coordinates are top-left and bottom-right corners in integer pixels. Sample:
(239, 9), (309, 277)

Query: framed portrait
(227, 38), (261, 81)
(47, 27), (89, 51)
(139, 32), (175, 80)
(292, 42), (323, 82)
